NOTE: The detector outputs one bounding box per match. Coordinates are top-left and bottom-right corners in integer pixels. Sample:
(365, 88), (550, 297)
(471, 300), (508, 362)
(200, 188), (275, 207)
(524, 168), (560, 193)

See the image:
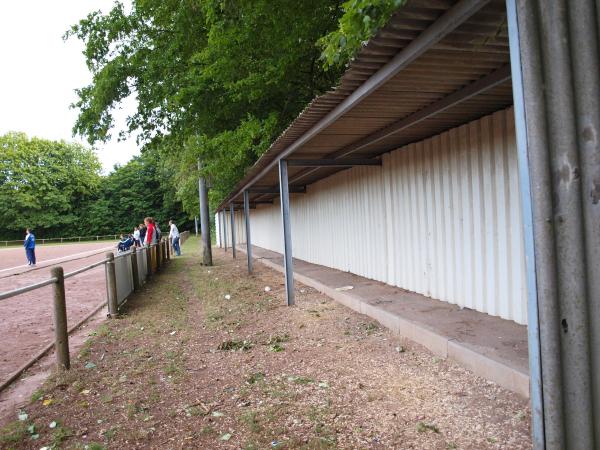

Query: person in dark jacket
(139, 223), (147, 245)
(117, 234), (134, 252)
(24, 228), (36, 266)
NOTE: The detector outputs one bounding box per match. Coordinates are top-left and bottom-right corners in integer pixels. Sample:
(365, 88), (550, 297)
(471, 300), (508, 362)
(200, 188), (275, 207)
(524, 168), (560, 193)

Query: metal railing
(0, 233), (123, 247)
(0, 235), (180, 392)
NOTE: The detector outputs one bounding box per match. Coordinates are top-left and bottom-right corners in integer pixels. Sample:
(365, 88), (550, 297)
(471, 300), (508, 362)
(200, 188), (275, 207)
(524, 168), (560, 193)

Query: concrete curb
(238, 246), (530, 398)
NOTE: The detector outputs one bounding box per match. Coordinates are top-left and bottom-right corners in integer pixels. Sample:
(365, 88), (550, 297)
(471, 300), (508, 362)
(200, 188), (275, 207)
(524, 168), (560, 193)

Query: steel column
(506, 0), (543, 446)
(230, 204), (236, 259)
(513, 0), (600, 448)
(278, 160), (295, 306)
(222, 210), (228, 251)
(243, 190), (253, 274)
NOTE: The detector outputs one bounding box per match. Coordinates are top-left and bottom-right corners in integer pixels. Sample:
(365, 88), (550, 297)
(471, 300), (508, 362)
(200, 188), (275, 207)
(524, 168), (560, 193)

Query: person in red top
(144, 217), (157, 246)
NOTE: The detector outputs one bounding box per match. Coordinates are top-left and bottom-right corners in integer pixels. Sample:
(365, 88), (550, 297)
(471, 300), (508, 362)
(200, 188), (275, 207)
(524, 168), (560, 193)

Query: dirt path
(1, 238), (531, 449)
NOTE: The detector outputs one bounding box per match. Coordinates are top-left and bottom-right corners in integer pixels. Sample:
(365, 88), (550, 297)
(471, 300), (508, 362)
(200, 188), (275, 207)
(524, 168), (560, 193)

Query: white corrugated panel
(218, 210), (247, 248)
(244, 108), (527, 324)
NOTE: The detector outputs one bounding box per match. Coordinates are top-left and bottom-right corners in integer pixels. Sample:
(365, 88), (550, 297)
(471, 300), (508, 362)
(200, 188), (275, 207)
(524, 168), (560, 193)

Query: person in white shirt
(169, 220), (181, 256)
(133, 226), (141, 247)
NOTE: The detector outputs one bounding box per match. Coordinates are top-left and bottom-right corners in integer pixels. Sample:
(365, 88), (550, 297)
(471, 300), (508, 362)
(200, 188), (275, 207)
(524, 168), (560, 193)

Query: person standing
(144, 217), (156, 246)
(133, 226), (141, 247)
(169, 219), (181, 256)
(138, 223), (147, 245)
(24, 228), (36, 266)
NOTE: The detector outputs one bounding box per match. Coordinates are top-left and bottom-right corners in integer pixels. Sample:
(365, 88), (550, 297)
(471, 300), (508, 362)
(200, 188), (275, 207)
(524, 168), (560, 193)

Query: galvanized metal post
(243, 190), (253, 274)
(131, 246), (140, 292)
(506, 1), (543, 447)
(198, 160), (213, 266)
(230, 204), (236, 259)
(222, 210), (228, 251)
(511, 0), (600, 448)
(51, 266), (70, 370)
(105, 252), (118, 317)
(278, 159), (295, 306)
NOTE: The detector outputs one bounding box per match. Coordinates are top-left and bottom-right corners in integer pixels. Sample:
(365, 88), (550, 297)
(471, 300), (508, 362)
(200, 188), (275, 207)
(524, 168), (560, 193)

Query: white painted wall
(219, 108), (528, 324)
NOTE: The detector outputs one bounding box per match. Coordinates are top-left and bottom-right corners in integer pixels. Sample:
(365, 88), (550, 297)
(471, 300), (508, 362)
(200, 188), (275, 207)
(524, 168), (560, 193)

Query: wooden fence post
(51, 266), (70, 370)
(106, 253), (118, 317)
(131, 246), (140, 292)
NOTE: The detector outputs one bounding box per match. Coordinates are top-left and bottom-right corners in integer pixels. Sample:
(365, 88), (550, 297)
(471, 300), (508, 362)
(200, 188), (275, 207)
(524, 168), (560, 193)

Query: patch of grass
(51, 424), (74, 447)
(164, 361), (183, 376)
(185, 406), (207, 417)
(102, 427), (118, 440)
(268, 343), (285, 352)
(289, 375), (314, 385)
(266, 333), (290, 345)
(86, 443), (107, 450)
(30, 388), (44, 402)
(200, 425), (217, 436)
(245, 372), (265, 385)
(0, 420), (28, 445)
(100, 393), (114, 404)
(241, 411), (263, 434)
(416, 421), (440, 433)
(361, 322), (379, 335)
(218, 339), (253, 351)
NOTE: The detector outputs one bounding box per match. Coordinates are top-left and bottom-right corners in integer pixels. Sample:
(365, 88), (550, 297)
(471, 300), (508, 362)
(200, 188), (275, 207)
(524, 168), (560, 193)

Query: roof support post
(510, 0), (600, 448)
(507, 0), (543, 447)
(278, 159), (295, 306)
(229, 204), (236, 259)
(243, 190), (253, 274)
(222, 210), (228, 251)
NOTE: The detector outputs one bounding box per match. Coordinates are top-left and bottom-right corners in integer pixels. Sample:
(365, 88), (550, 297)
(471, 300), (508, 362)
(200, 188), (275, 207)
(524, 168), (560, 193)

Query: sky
(0, 1), (138, 173)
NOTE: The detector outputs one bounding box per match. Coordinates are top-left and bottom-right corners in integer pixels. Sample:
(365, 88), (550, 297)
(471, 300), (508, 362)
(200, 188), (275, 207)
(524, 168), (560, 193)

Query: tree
(67, 0), (406, 215)
(80, 152), (189, 235)
(0, 132), (102, 239)
(319, 0), (406, 69)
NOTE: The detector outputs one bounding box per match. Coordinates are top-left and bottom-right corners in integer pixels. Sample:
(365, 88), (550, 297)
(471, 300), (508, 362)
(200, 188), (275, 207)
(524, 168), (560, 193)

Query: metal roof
(218, 0), (512, 210)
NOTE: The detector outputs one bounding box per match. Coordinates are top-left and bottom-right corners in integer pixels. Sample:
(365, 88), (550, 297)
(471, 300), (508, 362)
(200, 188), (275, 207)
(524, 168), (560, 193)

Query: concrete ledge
(235, 245), (530, 398)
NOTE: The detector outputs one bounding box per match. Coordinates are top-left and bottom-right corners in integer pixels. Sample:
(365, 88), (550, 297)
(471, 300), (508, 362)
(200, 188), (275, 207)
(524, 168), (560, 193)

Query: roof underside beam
(289, 63), (511, 184)
(248, 186), (306, 194)
(219, 0), (492, 209)
(286, 158), (382, 167)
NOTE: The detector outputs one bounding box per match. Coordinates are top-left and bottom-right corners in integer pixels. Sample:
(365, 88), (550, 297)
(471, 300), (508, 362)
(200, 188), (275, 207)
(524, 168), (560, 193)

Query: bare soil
(0, 237), (531, 449)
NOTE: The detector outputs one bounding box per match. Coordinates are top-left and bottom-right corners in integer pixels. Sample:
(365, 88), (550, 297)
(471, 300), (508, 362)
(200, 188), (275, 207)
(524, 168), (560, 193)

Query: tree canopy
(66, 0), (403, 215)
(0, 132), (101, 239)
(0, 132), (188, 240)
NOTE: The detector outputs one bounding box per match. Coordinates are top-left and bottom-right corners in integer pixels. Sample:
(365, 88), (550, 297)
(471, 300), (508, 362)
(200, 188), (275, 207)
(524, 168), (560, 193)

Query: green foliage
(80, 153), (188, 235)
(66, 1), (346, 213)
(319, 0), (406, 69)
(0, 132), (101, 239)
(0, 132), (188, 240)
(66, 1), (407, 214)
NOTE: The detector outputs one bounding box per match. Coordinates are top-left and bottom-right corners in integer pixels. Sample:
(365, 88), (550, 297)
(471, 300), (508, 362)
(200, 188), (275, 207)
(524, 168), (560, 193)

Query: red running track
(0, 242), (117, 387)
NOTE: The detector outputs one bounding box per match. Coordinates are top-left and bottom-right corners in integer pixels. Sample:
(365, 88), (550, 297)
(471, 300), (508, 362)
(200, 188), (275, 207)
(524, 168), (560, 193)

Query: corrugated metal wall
(215, 209), (246, 249)
(222, 108), (528, 324)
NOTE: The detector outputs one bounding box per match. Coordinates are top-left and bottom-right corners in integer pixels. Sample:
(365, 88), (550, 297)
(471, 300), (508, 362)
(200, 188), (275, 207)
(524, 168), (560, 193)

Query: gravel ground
(0, 237), (531, 449)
